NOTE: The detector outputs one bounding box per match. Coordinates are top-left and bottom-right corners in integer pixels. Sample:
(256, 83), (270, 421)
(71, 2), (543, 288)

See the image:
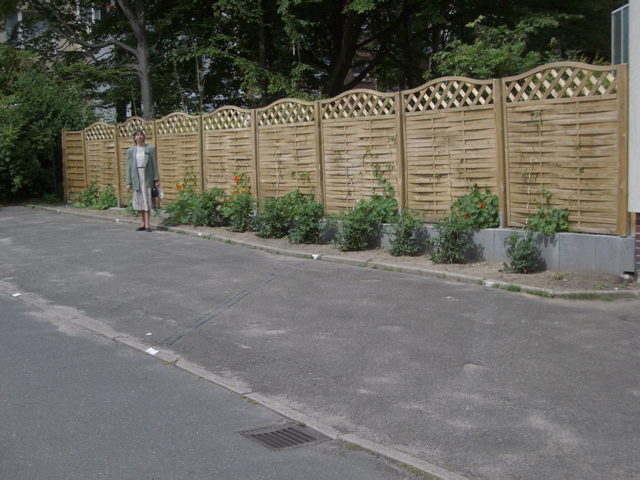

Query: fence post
(616, 63), (629, 237)
(61, 129), (69, 202)
(250, 109), (261, 201)
(113, 124), (122, 207)
(82, 127), (88, 189)
(394, 91), (407, 211)
(493, 78), (509, 227)
(314, 100), (325, 206)
(198, 114), (205, 193)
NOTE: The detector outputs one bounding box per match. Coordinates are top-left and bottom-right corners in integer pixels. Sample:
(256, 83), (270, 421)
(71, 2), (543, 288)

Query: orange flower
(480, 203), (485, 209)
(465, 213), (470, 219)
(233, 175), (240, 183)
(84, 180), (89, 187)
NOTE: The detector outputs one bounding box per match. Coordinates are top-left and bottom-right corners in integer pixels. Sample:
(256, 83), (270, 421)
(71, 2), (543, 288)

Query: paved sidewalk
(1, 206), (639, 480)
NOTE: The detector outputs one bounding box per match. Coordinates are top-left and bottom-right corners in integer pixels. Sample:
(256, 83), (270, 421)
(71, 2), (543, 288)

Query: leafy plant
(451, 183), (500, 229)
(428, 214), (473, 264)
(68, 179), (117, 210)
(221, 172), (256, 232)
(527, 190), (569, 235)
(432, 15), (565, 79)
(387, 208), (424, 257)
(0, 47), (96, 201)
(69, 179), (100, 208)
(503, 232), (540, 273)
(92, 184), (118, 210)
(255, 195), (293, 239)
(287, 192), (326, 244)
(162, 168), (226, 227)
(368, 164), (399, 223)
(332, 166), (399, 252)
(332, 200), (383, 251)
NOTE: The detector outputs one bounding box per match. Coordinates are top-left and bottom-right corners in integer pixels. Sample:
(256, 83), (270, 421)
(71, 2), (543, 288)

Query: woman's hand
(126, 184), (131, 190)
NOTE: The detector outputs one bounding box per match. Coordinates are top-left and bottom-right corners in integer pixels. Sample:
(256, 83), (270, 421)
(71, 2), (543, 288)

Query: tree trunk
(322, 8), (366, 98)
(136, 41), (155, 120)
(118, 0), (155, 119)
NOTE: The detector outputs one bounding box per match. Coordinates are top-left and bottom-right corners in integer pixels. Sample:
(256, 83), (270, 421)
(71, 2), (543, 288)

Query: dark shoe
(136, 226), (145, 231)
(145, 228), (152, 232)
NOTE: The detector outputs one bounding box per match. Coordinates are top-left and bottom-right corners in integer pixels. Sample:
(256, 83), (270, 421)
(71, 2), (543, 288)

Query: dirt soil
(54, 205), (639, 297)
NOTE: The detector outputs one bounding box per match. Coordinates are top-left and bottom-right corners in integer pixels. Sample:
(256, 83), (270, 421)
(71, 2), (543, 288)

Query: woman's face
(134, 132), (145, 145)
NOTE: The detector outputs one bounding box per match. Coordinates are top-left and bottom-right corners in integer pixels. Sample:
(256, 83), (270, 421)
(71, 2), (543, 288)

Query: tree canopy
(0, 46), (97, 200)
(0, 0), (622, 120)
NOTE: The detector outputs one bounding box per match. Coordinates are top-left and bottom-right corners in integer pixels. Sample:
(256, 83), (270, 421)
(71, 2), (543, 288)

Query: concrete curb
(37, 205), (639, 300)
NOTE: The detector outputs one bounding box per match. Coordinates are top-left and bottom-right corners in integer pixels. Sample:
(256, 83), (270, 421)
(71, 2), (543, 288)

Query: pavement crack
(161, 261), (305, 346)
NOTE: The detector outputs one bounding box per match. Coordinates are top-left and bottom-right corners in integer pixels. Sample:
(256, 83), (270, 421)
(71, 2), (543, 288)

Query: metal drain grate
(238, 423), (329, 451)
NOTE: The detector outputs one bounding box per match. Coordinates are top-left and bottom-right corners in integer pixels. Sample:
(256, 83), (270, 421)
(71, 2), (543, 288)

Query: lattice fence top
(204, 107), (251, 130)
(258, 100), (315, 126)
(85, 122), (115, 141)
(404, 78), (494, 112)
(118, 117), (151, 138)
(156, 112), (200, 135)
(321, 90), (396, 119)
(504, 62), (618, 103)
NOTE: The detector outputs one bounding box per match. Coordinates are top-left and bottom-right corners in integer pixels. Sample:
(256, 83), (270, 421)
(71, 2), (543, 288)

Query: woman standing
(125, 129), (160, 232)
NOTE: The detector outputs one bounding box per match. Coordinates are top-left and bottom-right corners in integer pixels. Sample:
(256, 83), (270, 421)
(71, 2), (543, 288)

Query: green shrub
(255, 190), (325, 243)
(221, 191), (255, 232)
(451, 183), (500, 229)
(68, 179), (117, 210)
(255, 195), (293, 239)
(92, 184), (118, 210)
(428, 214), (473, 264)
(163, 166), (227, 227)
(287, 192), (326, 244)
(333, 165), (399, 251)
(526, 191), (569, 235)
(526, 190), (569, 235)
(332, 200), (381, 251)
(69, 179), (99, 208)
(527, 205), (569, 235)
(503, 232), (540, 273)
(190, 188), (227, 227)
(388, 208), (423, 256)
(220, 172), (256, 232)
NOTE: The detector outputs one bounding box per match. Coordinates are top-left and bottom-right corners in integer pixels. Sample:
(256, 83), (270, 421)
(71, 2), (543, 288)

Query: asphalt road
(0, 276), (420, 480)
(1, 206), (639, 480)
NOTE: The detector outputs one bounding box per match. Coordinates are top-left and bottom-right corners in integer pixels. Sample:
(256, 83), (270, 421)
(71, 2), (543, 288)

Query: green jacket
(125, 144), (159, 191)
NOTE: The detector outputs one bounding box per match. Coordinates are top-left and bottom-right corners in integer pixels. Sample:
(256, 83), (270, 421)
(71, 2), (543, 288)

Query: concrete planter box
(379, 226), (636, 276)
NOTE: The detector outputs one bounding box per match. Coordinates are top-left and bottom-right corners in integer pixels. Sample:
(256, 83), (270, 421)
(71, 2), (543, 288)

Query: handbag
(151, 186), (159, 198)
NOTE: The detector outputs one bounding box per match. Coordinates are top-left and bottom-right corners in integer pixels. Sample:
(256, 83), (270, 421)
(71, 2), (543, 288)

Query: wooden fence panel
(403, 78), (498, 221)
(320, 91), (399, 214)
(203, 107), (254, 196)
(61, 62), (629, 236)
(155, 113), (201, 204)
(84, 122), (118, 196)
(256, 100), (318, 201)
(61, 130), (85, 201)
(504, 63), (623, 234)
